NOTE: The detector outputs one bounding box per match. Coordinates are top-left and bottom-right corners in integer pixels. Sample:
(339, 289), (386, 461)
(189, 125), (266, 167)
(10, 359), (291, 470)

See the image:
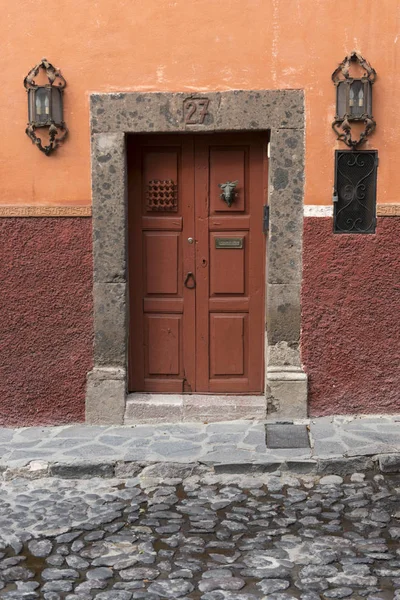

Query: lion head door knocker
(218, 180), (239, 207)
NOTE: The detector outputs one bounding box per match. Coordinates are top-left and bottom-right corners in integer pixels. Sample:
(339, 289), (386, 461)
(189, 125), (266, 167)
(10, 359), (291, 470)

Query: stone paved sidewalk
(0, 415), (399, 479)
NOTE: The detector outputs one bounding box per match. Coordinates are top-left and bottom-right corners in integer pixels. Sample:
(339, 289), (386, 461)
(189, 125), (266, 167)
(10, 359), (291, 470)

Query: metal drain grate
(266, 424), (310, 449)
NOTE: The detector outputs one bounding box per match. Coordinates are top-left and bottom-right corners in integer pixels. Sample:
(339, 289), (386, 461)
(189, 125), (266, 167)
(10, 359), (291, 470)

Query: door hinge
(263, 205), (269, 233)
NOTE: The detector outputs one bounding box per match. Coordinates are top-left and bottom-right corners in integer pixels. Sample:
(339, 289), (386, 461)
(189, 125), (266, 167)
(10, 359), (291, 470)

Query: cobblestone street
(0, 466), (399, 599)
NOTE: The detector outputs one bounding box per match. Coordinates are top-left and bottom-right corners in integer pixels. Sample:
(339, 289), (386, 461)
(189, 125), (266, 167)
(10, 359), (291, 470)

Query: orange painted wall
(1, 0), (400, 207)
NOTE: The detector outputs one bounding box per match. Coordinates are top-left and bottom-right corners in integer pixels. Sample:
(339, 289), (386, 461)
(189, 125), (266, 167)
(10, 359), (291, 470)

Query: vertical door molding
(88, 90), (307, 424)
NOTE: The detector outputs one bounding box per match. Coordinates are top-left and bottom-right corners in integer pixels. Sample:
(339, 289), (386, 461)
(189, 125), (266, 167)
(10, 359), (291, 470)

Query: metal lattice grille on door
(146, 179), (178, 212)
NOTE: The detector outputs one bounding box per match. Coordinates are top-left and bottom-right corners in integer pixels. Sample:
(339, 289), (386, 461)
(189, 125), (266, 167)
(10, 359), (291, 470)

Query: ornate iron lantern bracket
(24, 58), (68, 156)
(332, 51), (376, 149)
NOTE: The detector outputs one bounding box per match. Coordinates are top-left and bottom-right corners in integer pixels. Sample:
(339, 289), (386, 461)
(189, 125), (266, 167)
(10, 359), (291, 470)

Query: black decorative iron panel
(334, 150), (378, 234)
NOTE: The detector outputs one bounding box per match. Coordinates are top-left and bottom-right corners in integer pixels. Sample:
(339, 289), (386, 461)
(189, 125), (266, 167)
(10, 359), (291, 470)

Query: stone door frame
(86, 90), (307, 425)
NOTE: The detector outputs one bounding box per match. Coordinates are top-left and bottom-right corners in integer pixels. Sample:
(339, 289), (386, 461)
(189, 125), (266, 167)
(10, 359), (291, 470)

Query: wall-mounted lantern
(332, 51), (376, 148)
(24, 58), (68, 156)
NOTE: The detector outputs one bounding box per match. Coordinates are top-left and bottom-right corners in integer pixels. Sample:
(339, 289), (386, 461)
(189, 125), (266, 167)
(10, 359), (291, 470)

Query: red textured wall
(302, 217), (400, 416)
(0, 219), (92, 426)
(2, 216), (399, 424)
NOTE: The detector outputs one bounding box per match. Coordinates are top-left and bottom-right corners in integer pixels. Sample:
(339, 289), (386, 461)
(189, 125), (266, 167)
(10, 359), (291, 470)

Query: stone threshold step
(124, 393), (266, 424)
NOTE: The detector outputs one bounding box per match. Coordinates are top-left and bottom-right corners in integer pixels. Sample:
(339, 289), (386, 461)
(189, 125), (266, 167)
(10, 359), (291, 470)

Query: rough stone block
(214, 462), (282, 474)
(86, 367), (126, 425)
(319, 474), (343, 485)
(92, 132), (127, 283)
(3, 461), (49, 481)
(268, 127), (304, 285)
(215, 89), (305, 130)
(267, 284), (301, 345)
(93, 283), (127, 366)
(124, 395), (184, 424)
(114, 461), (143, 478)
(267, 341), (301, 368)
(50, 462), (115, 479)
(378, 454), (400, 473)
(139, 462), (209, 480)
(317, 456), (374, 476)
(91, 92), (186, 134)
(184, 406), (265, 423)
(266, 366), (308, 418)
(285, 460), (317, 474)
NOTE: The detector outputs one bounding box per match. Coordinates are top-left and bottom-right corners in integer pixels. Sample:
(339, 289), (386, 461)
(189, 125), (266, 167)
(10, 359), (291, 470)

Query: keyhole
(202, 258), (207, 267)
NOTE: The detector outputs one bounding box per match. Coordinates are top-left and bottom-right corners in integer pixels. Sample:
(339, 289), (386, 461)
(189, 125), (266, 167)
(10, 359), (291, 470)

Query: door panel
(128, 133), (266, 394)
(195, 134), (265, 393)
(146, 315), (182, 375)
(210, 232), (246, 295)
(144, 233), (179, 295)
(209, 149), (246, 212)
(210, 314), (246, 376)
(128, 136), (195, 393)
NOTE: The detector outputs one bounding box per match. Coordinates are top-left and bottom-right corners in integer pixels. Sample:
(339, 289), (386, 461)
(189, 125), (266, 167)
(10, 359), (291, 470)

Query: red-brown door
(128, 133), (266, 394)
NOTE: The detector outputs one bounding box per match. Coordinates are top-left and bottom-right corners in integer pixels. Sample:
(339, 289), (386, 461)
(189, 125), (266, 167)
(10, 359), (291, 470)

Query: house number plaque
(184, 98), (210, 125)
(215, 237), (243, 249)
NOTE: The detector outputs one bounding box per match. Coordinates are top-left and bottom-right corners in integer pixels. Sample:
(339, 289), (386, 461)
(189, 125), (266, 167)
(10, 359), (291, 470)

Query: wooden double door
(128, 133), (266, 394)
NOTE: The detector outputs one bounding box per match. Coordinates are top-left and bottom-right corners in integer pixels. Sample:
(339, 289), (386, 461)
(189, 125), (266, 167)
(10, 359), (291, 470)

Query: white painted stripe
(304, 205), (333, 217)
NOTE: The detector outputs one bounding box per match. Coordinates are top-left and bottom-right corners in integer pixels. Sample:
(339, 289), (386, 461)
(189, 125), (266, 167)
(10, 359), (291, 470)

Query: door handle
(184, 272), (196, 289)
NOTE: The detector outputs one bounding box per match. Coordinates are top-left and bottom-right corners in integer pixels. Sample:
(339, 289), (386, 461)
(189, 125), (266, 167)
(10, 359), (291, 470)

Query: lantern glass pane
(28, 89), (35, 122)
(349, 80), (364, 118)
(364, 81), (372, 116)
(35, 87), (50, 125)
(51, 87), (63, 125)
(336, 82), (347, 118)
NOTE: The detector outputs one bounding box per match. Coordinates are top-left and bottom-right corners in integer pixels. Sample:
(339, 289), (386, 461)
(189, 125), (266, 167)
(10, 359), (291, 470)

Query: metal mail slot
(215, 237), (243, 249)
